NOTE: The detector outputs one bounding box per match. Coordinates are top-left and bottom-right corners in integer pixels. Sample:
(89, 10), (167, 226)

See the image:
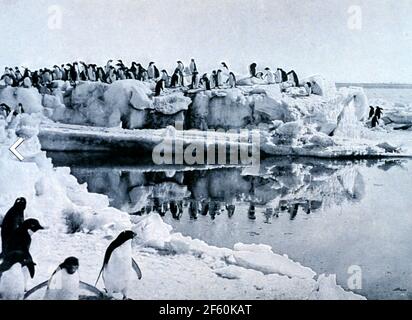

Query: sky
(0, 0), (411, 83)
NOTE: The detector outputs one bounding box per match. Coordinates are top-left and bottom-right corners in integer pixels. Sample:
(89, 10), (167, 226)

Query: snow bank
(131, 215), (364, 300)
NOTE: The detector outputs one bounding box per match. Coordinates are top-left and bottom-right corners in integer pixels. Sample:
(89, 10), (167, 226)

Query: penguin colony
(0, 60), (303, 98)
(0, 197), (142, 300)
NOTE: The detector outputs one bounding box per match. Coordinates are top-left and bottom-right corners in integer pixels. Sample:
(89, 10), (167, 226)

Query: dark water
(48, 152), (412, 300)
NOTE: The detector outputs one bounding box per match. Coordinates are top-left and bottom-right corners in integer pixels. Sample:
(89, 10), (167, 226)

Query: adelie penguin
(0, 250), (36, 300)
(147, 62), (160, 80)
(171, 69), (180, 88)
(95, 230), (142, 300)
(368, 106), (375, 119)
(1, 197), (26, 257)
(5, 218), (44, 291)
(371, 115), (379, 128)
(249, 63), (257, 77)
(5, 219), (44, 256)
(155, 79), (165, 96)
(228, 72), (236, 88)
(375, 106), (383, 119)
(43, 257), (80, 300)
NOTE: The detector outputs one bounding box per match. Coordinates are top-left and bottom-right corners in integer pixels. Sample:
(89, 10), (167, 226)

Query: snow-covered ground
(0, 116), (364, 300)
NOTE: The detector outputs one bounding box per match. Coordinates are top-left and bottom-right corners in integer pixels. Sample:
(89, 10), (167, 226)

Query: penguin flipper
(95, 266), (104, 287)
(131, 258), (142, 280)
(79, 281), (106, 297)
(23, 280), (48, 300)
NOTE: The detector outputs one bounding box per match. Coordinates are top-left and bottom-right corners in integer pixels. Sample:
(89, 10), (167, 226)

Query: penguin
(43, 257), (80, 300)
(78, 62), (88, 81)
(190, 71), (199, 89)
(87, 64), (96, 81)
(248, 203), (256, 220)
(371, 115), (379, 128)
(226, 204), (235, 218)
(216, 70), (223, 87)
(0, 103), (12, 117)
(155, 79), (165, 96)
(117, 68), (126, 80)
(221, 62), (229, 72)
(170, 69), (180, 88)
(176, 61), (184, 73)
(249, 63), (257, 77)
(1, 198), (26, 256)
(211, 70), (219, 88)
(0, 250), (35, 300)
(96, 67), (106, 82)
(278, 68), (288, 82)
(105, 60), (113, 74)
(188, 200), (198, 220)
(95, 230), (142, 299)
(116, 60), (126, 69)
(264, 67), (275, 84)
(200, 74), (211, 90)
(60, 64), (68, 81)
(375, 106), (383, 119)
(368, 106), (375, 119)
(66, 63), (78, 83)
(1, 74), (14, 87)
(5, 219), (44, 256)
(13, 103), (25, 116)
(228, 72), (236, 88)
(287, 70), (299, 87)
(22, 76), (32, 88)
(53, 65), (63, 80)
(14, 67), (23, 82)
(160, 70), (170, 87)
(130, 62), (139, 79)
(304, 82), (312, 95)
(136, 64), (147, 81)
(189, 58), (197, 74)
(147, 62), (160, 80)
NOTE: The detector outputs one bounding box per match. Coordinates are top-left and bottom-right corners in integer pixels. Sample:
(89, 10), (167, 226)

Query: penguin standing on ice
(189, 58), (197, 75)
(375, 106), (383, 119)
(0, 250), (36, 300)
(171, 69), (180, 88)
(200, 74), (211, 90)
(371, 115), (379, 128)
(190, 71), (199, 89)
(1, 197), (26, 256)
(147, 62), (160, 80)
(368, 106), (375, 119)
(155, 79), (165, 96)
(95, 230), (142, 300)
(249, 63), (257, 77)
(43, 257), (80, 300)
(5, 218), (44, 291)
(228, 72), (236, 88)
(161, 70), (170, 87)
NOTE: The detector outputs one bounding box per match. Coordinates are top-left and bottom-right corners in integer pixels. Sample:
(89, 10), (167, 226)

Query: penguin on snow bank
(1, 197), (26, 257)
(0, 250), (36, 300)
(95, 230), (142, 300)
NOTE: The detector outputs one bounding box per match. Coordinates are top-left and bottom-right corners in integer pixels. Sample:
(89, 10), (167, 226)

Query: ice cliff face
(0, 78), (368, 136)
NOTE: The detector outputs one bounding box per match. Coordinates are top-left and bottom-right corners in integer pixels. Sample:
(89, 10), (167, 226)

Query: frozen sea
(48, 86), (412, 300)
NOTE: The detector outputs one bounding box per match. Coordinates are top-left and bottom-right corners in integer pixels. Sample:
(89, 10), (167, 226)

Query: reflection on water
(48, 152), (412, 300)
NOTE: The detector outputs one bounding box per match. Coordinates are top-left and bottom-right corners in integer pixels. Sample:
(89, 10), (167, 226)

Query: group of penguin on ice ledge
(0, 197), (142, 300)
(0, 58), (318, 98)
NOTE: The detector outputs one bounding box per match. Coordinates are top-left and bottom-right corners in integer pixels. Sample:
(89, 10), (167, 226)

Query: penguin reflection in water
(96, 230), (142, 300)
